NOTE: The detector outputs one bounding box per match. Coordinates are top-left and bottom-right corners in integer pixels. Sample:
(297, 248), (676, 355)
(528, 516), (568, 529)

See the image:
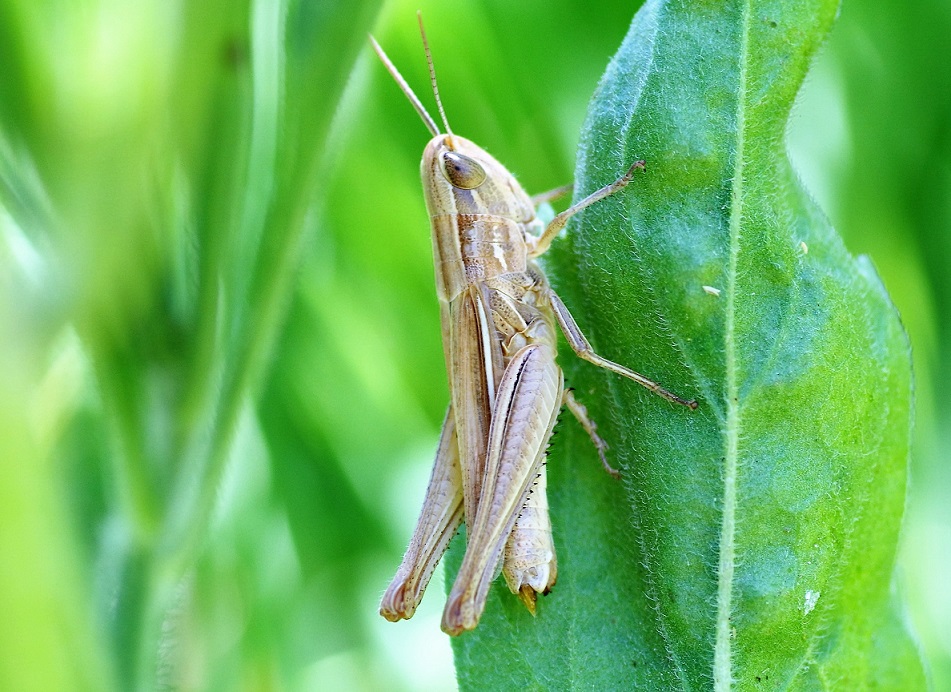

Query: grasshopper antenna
(417, 11), (455, 149)
(369, 33), (440, 137)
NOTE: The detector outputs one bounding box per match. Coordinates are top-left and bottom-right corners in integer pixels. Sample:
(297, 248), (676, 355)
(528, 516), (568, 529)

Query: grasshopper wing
(448, 285), (505, 527)
(442, 342), (563, 635)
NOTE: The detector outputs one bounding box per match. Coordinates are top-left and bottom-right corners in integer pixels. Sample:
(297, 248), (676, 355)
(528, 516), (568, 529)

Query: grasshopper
(373, 15), (696, 636)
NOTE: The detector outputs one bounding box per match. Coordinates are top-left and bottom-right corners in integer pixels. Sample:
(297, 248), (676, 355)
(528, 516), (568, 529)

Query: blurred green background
(0, 0), (948, 690)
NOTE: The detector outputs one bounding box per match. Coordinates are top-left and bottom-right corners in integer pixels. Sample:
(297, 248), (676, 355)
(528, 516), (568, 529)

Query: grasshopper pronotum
(373, 15), (696, 636)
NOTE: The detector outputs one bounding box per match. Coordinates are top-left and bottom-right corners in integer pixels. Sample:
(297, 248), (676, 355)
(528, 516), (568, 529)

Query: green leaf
(451, 0), (927, 688)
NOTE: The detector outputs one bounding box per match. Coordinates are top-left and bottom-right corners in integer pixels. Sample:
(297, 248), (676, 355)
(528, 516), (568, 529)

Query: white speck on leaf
(703, 285), (722, 297)
(804, 590), (820, 615)
(799, 240), (809, 254)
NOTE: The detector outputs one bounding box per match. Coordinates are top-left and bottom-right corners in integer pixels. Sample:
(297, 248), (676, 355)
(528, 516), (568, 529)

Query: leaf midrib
(714, 1), (751, 689)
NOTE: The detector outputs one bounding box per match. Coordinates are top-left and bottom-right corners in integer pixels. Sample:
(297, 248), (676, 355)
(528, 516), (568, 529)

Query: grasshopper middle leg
(563, 388), (620, 478)
(548, 289), (697, 409)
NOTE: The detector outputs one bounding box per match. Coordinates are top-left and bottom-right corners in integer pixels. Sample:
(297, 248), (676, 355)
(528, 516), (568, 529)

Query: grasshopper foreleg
(529, 160), (646, 257)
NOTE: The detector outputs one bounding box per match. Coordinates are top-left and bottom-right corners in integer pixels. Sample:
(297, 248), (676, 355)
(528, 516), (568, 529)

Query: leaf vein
(714, 1), (751, 689)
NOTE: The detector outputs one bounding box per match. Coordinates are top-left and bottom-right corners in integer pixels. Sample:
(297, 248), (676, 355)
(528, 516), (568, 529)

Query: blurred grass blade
(450, 1), (927, 688)
(0, 0), (381, 687)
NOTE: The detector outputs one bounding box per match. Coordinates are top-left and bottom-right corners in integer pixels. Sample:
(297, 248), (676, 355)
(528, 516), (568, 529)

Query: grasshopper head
(422, 134), (534, 223)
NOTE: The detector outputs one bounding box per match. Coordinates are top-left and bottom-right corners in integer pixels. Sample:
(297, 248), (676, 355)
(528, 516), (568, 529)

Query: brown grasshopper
(373, 16), (696, 636)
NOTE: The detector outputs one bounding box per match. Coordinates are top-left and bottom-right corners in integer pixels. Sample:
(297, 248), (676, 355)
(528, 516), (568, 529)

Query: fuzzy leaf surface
(451, 1), (926, 688)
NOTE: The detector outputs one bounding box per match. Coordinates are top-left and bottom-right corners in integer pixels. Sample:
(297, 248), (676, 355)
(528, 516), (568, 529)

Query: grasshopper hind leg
(380, 409), (464, 621)
(442, 343), (562, 635)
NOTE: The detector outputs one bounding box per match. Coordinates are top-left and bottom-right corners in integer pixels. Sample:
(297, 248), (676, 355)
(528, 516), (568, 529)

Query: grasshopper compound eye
(441, 151), (486, 189)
